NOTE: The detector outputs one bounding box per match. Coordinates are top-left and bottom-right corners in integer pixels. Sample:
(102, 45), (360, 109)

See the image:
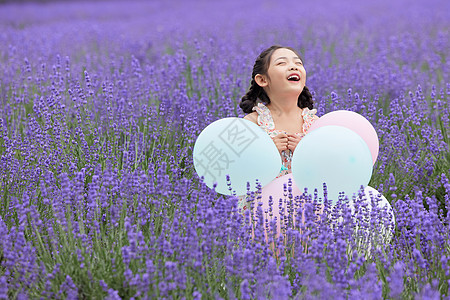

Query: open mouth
(287, 74), (300, 81)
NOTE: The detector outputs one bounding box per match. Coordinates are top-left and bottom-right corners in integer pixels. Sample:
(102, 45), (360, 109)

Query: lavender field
(0, 0), (449, 298)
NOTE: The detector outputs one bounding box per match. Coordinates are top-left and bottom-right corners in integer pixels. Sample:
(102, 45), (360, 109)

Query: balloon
(291, 125), (373, 204)
(253, 173), (324, 241)
(308, 110), (379, 165)
(319, 186), (394, 258)
(345, 186), (395, 256)
(351, 186), (395, 239)
(193, 118), (281, 196)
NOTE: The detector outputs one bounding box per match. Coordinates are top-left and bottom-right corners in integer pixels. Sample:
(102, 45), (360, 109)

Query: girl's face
(259, 48), (306, 98)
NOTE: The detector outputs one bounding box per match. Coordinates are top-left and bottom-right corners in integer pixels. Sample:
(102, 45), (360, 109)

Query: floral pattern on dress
(253, 102), (318, 177)
(237, 102), (319, 213)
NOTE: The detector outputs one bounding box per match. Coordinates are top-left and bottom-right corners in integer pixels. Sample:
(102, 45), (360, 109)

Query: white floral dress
(237, 102), (319, 213)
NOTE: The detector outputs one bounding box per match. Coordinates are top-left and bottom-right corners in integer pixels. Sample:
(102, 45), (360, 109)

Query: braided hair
(239, 45), (314, 114)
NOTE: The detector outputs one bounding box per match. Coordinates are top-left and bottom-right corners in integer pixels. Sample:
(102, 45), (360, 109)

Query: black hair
(239, 45), (314, 114)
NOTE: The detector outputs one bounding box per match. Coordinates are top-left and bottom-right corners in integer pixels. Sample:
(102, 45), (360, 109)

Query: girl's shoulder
(244, 102), (274, 130)
(252, 102), (269, 114)
(243, 111), (258, 124)
(242, 102), (269, 120)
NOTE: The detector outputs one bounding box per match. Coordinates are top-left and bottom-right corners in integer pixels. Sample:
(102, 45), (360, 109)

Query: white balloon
(323, 186), (395, 258)
(349, 186), (395, 256)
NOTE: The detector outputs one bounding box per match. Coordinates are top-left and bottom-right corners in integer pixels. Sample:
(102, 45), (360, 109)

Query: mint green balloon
(193, 118), (281, 196)
(291, 125), (373, 204)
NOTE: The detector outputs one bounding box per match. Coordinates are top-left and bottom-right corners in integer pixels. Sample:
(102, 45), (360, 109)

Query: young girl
(238, 45), (319, 213)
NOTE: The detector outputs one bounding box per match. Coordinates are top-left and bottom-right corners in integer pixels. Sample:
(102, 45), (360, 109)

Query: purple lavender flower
(0, 0), (448, 298)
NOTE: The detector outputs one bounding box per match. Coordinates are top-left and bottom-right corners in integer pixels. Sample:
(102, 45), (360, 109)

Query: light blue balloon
(193, 118), (281, 196)
(291, 125), (373, 204)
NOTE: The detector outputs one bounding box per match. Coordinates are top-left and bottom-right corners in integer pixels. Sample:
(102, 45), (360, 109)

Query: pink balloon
(308, 110), (379, 165)
(253, 174), (323, 242)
